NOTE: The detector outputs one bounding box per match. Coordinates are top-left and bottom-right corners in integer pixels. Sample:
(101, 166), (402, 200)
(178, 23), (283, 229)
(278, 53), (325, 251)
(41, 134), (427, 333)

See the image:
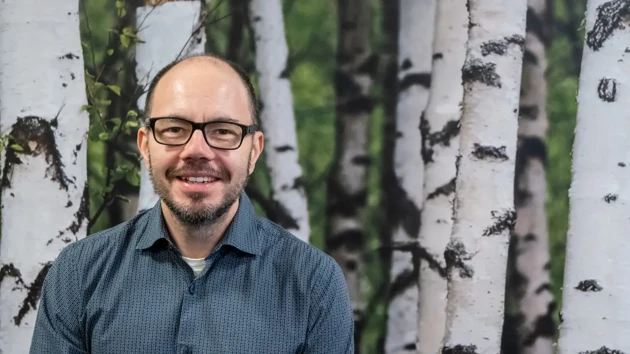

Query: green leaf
(10, 144), (23, 152)
(107, 49), (114, 56)
(125, 121), (139, 128)
(110, 118), (122, 128)
(126, 110), (138, 119)
(126, 169), (141, 187)
(122, 26), (135, 36)
(120, 34), (130, 48)
(98, 132), (109, 141)
(107, 85), (121, 96)
(81, 104), (92, 112)
(115, 0), (125, 8)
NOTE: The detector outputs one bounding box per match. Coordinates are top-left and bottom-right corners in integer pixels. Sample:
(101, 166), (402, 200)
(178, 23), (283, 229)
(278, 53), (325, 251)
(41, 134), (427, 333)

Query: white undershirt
(182, 256), (206, 277)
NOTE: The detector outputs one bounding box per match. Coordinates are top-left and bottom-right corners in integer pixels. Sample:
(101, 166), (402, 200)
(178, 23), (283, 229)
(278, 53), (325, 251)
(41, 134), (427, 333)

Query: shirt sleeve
(29, 244), (87, 354)
(303, 258), (354, 354)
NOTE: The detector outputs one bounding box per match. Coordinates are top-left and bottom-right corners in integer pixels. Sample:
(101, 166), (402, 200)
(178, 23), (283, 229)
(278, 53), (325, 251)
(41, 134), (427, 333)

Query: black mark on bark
(400, 58), (413, 70)
(59, 53), (79, 60)
(523, 302), (556, 347)
(351, 155), (371, 166)
(619, 162), (626, 167)
(0, 263), (26, 288)
(386, 241), (447, 279)
(483, 210), (516, 236)
(519, 105), (539, 120)
(535, 283), (551, 294)
(598, 78), (617, 102)
(576, 279), (603, 292)
(427, 178), (456, 200)
(399, 73), (431, 92)
(523, 49), (539, 65)
(275, 145), (294, 152)
(442, 344), (479, 354)
(579, 347), (627, 354)
(2, 115), (72, 191)
(480, 35), (525, 56)
(433, 53), (443, 60)
(585, 0), (630, 51)
(472, 144), (508, 160)
(14, 263), (52, 326)
(387, 176), (422, 239)
(603, 193), (618, 203)
(327, 229), (363, 252)
(444, 241), (474, 278)
(526, 6), (550, 45)
(462, 59), (502, 88)
(357, 54), (379, 77)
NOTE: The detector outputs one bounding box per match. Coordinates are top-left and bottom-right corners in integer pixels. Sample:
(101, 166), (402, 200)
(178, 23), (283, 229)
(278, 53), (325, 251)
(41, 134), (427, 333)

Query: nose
(179, 130), (217, 160)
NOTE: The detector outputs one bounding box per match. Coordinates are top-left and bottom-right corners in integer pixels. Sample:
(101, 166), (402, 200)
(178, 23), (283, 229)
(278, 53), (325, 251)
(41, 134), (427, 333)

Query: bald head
(143, 54), (259, 126)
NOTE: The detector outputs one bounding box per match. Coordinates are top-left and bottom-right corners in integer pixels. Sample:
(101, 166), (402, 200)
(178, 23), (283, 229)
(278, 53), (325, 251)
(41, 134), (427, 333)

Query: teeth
(182, 177), (216, 183)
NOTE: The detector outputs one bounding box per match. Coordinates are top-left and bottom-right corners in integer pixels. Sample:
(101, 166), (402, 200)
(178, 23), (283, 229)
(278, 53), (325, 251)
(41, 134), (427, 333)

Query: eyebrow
(160, 114), (241, 124)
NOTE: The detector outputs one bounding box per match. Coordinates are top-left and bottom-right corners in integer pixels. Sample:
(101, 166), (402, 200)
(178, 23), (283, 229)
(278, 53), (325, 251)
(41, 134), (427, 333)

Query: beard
(147, 151), (251, 228)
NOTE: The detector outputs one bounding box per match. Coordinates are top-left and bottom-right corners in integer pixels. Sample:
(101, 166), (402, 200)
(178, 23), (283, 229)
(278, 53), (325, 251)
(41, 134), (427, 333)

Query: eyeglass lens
(154, 119), (243, 148)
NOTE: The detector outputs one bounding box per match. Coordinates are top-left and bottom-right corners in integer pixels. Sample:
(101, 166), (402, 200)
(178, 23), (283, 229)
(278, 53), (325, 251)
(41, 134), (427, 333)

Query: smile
(178, 176), (219, 183)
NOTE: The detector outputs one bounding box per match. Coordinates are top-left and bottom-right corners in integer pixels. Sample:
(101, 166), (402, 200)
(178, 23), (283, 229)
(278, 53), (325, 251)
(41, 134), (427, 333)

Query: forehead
(150, 59), (252, 124)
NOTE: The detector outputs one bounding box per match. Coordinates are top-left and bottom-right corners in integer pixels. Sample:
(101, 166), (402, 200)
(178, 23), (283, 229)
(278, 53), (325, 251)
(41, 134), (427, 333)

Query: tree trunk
(441, 0), (527, 352)
(325, 0), (375, 347)
(416, 0), (467, 353)
(136, 0), (206, 213)
(384, 0), (436, 353)
(557, 1), (630, 353)
(0, 1), (89, 352)
(505, 0), (555, 353)
(249, 0), (311, 243)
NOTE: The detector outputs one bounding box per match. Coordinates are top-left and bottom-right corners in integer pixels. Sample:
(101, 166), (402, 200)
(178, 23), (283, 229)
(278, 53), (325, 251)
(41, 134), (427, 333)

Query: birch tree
(415, 0), (467, 353)
(557, 1), (630, 353)
(325, 0), (375, 341)
(507, 0), (555, 352)
(383, 0), (436, 352)
(249, 0), (310, 243)
(136, 0), (206, 212)
(0, 1), (89, 352)
(441, 0), (527, 352)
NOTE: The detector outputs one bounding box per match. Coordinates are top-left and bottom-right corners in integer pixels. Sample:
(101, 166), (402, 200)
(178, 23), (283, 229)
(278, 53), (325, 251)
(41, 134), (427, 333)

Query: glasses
(148, 117), (258, 150)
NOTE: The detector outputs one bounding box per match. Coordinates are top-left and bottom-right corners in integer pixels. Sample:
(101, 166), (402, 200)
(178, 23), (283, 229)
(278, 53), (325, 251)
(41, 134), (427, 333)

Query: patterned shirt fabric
(29, 192), (354, 354)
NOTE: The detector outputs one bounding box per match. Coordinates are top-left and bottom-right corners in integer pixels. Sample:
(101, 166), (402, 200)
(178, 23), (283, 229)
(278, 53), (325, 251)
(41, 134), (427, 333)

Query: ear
(248, 131), (264, 175)
(137, 126), (151, 170)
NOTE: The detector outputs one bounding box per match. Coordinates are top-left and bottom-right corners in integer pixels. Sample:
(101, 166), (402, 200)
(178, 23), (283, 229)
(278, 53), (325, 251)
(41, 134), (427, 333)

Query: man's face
(137, 60), (263, 227)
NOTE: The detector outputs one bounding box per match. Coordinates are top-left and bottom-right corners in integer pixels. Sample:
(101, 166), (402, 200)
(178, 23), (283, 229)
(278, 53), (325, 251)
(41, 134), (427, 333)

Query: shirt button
(188, 283), (195, 295)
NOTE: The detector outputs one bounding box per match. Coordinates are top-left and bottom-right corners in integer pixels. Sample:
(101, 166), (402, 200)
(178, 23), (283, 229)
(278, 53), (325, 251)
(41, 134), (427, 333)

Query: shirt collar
(135, 191), (261, 256)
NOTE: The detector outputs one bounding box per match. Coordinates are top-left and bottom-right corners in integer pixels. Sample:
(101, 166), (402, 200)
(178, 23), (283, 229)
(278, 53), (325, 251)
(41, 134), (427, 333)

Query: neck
(161, 200), (240, 258)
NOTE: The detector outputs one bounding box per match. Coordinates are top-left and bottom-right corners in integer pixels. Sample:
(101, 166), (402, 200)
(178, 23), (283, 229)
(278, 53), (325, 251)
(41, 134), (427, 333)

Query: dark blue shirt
(29, 192), (354, 354)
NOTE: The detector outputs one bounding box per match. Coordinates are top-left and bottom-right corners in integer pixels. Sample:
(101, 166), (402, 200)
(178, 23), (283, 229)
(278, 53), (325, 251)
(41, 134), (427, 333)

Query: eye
(216, 129), (230, 135)
(166, 127), (183, 133)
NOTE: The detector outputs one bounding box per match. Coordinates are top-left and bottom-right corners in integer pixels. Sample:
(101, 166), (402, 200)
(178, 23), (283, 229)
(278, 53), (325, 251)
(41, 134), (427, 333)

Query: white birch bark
(325, 0), (374, 339)
(0, 1), (89, 352)
(384, 0), (436, 352)
(441, 0), (526, 352)
(416, 0), (468, 353)
(557, 1), (630, 353)
(510, 0), (554, 352)
(136, 0), (206, 213)
(249, 0), (310, 243)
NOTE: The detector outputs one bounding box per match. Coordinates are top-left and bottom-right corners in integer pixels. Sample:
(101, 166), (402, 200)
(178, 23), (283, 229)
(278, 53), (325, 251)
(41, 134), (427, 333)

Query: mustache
(165, 162), (229, 180)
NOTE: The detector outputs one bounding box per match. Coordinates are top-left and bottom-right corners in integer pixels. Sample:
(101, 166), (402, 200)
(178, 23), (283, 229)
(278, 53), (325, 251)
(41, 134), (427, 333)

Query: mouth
(176, 176), (220, 184)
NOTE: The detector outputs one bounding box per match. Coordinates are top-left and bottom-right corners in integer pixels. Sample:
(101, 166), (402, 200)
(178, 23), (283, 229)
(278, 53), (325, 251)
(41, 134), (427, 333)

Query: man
(29, 54), (354, 354)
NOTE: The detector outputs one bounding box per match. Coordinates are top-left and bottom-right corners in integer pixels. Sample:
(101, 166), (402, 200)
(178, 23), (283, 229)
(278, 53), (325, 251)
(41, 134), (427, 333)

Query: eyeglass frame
(147, 117), (259, 150)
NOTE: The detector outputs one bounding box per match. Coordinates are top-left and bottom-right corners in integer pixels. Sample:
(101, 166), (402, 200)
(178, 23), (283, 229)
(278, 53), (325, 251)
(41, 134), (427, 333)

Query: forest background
(75, 0), (584, 353)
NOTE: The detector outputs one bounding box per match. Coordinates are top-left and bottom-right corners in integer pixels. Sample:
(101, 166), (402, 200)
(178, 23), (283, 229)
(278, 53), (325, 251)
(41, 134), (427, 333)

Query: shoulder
(255, 217), (345, 290)
(55, 209), (151, 265)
